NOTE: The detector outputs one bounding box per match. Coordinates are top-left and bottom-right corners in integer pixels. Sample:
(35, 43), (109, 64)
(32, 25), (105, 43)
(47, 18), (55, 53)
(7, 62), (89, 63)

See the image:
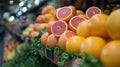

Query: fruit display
(3, 3), (120, 67)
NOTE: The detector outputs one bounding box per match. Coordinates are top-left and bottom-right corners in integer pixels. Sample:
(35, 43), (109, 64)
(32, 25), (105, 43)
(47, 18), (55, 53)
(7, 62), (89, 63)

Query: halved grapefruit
(58, 30), (76, 50)
(55, 6), (76, 22)
(69, 15), (86, 32)
(51, 20), (68, 37)
(86, 6), (101, 19)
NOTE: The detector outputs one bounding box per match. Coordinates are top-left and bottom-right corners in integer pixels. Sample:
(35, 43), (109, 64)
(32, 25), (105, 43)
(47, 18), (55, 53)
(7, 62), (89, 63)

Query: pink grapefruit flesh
(51, 20), (68, 37)
(86, 7), (101, 19)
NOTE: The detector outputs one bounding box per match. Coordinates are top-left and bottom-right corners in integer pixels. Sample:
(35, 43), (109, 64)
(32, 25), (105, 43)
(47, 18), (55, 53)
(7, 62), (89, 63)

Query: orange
(76, 10), (84, 15)
(41, 5), (56, 15)
(66, 36), (85, 53)
(76, 20), (90, 37)
(47, 34), (58, 49)
(33, 23), (46, 32)
(88, 14), (109, 38)
(106, 9), (120, 39)
(30, 31), (39, 40)
(55, 5), (76, 22)
(36, 15), (44, 23)
(58, 30), (76, 50)
(80, 36), (106, 59)
(46, 21), (55, 34)
(101, 40), (120, 67)
(44, 14), (56, 23)
(40, 32), (49, 45)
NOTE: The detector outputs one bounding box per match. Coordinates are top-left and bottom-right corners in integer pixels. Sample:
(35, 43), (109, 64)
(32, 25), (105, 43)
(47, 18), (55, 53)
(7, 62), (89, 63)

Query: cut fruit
(58, 30), (76, 50)
(76, 20), (90, 37)
(40, 32), (49, 45)
(46, 21), (55, 34)
(86, 7), (101, 19)
(76, 10), (84, 15)
(51, 20), (68, 37)
(55, 6), (76, 22)
(69, 15), (86, 32)
(47, 34), (58, 49)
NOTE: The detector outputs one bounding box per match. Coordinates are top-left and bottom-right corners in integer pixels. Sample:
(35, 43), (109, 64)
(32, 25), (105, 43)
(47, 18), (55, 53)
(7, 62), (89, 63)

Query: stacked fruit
(35, 5), (120, 67)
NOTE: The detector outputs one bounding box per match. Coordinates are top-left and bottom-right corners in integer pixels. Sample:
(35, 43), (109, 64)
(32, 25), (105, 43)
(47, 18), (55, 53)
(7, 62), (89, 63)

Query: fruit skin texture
(77, 20), (90, 37)
(40, 32), (49, 45)
(80, 36), (106, 59)
(41, 5), (56, 15)
(36, 15), (44, 23)
(58, 30), (76, 50)
(66, 36), (85, 53)
(55, 6), (76, 22)
(106, 9), (120, 39)
(33, 23), (46, 32)
(47, 34), (58, 49)
(44, 14), (56, 23)
(30, 31), (39, 40)
(46, 21), (55, 34)
(101, 40), (120, 67)
(88, 14), (109, 38)
(76, 10), (84, 15)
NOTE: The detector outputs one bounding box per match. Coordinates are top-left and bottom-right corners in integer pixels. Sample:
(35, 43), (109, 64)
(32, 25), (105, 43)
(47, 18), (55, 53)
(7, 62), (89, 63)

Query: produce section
(0, 0), (120, 67)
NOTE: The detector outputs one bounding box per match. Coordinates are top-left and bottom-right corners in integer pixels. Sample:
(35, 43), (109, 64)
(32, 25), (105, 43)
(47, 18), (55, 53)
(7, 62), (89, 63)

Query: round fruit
(41, 5), (56, 15)
(80, 36), (106, 59)
(76, 20), (90, 37)
(47, 34), (58, 49)
(86, 7), (101, 19)
(106, 9), (120, 39)
(40, 32), (49, 45)
(22, 31), (30, 37)
(30, 31), (39, 40)
(51, 20), (68, 37)
(101, 40), (120, 67)
(76, 10), (84, 15)
(55, 6), (76, 22)
(58, 30), (76, 50)
(88, 14), (109, 38)
(44, 14), (56, 23)
(33, 23), (46, 32)
(46, 21), (55, 34)
(36, 15), (44, 23)
(69, 15), (86, 32)
(79, 14), (88, 19)
(66, 36), (85, 53)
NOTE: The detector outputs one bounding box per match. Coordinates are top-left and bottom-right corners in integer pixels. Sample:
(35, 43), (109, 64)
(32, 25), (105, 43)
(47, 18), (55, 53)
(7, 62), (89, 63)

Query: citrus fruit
(47, 34), (58, 49)
(76, 20), (90, 37)
(80, 36), (107, 59)
(86, 7), (101, 19)
(88, 14), (109, 38)
(51, 20), (68, 37)
(69, 15), (86, 32)
(40, 32), (49, 45)
(44, 14), (56, 23)
(36, 15), (44, 23)
(33, 23), (46, 32)
(46, 21), (55, 34)
(41, 5), (56, 15)
(106, 9), (120, 39)
(55, 6), (76, 22)
(58, 30), (76, 50)
(79, 14), (88, 19)
(101, 40), (120, 67)
(66, 36), (85, 53)
(30, 31), (39, 40)
(76, 10), (84, 15)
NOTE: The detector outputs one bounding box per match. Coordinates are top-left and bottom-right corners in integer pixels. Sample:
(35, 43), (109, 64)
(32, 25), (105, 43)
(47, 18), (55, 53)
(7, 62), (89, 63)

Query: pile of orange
(34, 5), (120, 67)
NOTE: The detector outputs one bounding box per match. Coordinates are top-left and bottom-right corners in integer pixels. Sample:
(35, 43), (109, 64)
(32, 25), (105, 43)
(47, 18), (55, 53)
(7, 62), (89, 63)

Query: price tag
(45, 48), (54, 61)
